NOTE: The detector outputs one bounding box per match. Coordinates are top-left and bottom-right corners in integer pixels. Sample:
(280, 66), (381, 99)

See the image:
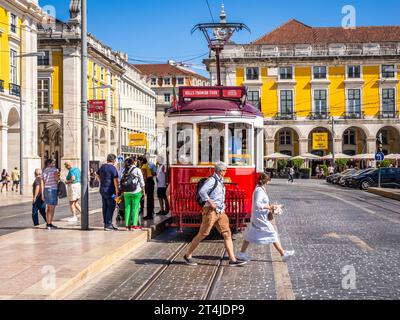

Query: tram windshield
(172, 121), (255, 166)
(198, 123), (225, 165)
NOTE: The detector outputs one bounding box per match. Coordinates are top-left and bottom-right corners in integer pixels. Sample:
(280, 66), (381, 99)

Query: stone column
(334, 138), (343, 154)
(0, 125), (8, 171)
(61, 46), (82, 173)
(265, 139), (275, 156)
(22, 17), (41, 187)
(299, 138), (309, 155)
(366, 138), (377, 154)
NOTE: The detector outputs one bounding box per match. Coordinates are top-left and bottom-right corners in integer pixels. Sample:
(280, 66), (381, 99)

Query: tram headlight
(228, 110), (242, 116)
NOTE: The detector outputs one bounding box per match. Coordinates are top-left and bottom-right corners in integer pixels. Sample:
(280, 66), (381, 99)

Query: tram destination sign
(181, 87), (244, 99)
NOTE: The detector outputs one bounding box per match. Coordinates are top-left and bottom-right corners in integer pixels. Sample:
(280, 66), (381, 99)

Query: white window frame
(312, 89), (328, 114)
(164, 78), (171, 86)
(312, 66), (327, 80)
(278, 89), (295, 115)
(245, 67), (260, 81)
(177, 77), (185, 85)
(9, 13), (17, 35)
(164, 93), (171, 103)
(380, 87), (397, 115)
(151, 78), (157, 86)
(93, 63), (97, 79)
(10, 49), (18, 85)
(347, 65), (362, 79)
(279, 66), (293, 80)
(381, 64), (397, 79)
(38, 77), (51, 109)
(346, 88), (362, 115)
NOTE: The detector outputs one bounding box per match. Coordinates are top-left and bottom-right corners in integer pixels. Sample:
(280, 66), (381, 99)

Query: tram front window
(198, 123), (225, 165)
(176, 123), (193, 165)
(228, 123), (252, 166)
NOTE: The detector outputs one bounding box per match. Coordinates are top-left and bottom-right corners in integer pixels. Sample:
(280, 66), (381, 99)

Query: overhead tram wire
(205, 0), (215, 23)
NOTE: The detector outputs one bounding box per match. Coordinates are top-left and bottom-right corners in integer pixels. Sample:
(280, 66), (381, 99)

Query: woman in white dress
(238, 173), (295, 262)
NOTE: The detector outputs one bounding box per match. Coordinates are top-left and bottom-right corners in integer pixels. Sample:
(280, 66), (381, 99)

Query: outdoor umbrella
(300, 153), (320, 160)
(264, 153), (292, 160)
(321, 153), (353, 160)
(386, 154), (400, 160)
(353, 153), (375, 160)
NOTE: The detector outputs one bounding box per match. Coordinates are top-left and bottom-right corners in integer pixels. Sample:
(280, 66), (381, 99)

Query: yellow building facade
(0, 0), (43, 185)
(207, 20), (400, 164)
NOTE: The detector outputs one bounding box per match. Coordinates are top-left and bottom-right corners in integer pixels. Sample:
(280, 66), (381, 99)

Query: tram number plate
(222, 89), (243, 98)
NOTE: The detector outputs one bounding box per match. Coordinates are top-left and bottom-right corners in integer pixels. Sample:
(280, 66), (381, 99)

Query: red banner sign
(88, 100), (106, 113)
(182, 89), (220, 98)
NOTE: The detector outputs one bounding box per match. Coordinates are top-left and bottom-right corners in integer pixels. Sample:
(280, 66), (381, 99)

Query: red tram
(165, 86), (264, 231)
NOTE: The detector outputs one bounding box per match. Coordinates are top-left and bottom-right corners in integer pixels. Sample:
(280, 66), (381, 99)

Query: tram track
(132, 239), (229, 300)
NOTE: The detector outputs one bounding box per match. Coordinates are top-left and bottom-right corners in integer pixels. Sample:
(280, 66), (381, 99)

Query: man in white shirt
(156, 156), (169, 215)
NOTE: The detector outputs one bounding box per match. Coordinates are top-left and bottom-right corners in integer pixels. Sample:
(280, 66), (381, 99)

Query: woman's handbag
(268, 211), (274, 221)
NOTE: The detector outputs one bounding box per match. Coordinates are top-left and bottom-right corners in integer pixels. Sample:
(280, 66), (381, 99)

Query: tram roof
(167, 86), (263, 117)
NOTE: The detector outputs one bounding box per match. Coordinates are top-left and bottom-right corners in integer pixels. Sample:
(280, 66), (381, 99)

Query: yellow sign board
(129, 133), (147, 147)
(313, 133), (329, 150)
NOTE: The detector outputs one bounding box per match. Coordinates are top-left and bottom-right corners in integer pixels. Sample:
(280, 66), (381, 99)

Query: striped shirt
(43, 166), (59, 190)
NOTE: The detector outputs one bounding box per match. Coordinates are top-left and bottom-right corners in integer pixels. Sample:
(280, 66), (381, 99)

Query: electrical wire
(205, 0), (215, 23)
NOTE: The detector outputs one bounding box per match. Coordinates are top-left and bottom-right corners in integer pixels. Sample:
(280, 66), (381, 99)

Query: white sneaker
(282, 250), (295, 262)
(68, 216), (78, 223)
(236, 252), (251, 262)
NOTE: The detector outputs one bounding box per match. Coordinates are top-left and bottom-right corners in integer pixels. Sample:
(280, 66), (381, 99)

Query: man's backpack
(195, 176), (219, 207)
(120, 166), (138, 193)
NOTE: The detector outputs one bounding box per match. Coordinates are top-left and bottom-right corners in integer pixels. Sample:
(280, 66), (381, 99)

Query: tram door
(255, 127), (264, 174)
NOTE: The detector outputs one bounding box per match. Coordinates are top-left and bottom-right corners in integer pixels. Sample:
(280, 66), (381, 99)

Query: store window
(228, 123), (251, 166)
(175, 123), (193, 165)
(198, 123), (225, 165)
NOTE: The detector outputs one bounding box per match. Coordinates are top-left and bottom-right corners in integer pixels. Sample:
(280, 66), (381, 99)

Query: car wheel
(361, 180), (371, 190)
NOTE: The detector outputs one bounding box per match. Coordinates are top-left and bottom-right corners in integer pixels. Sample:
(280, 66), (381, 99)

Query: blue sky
(39, 0), (400, 76)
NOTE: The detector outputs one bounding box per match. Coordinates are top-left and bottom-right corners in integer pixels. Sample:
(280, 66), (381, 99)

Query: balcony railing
(275, 112), (297, 120)
(9, 83), (20, 97)
(38, 104), (53, 114)
(309, 112), (330, 120)
(216, 42), (400, 59)
(0, 80), (4, 93)
(342, 111), (365, 119)
(377, 110), (399, 119)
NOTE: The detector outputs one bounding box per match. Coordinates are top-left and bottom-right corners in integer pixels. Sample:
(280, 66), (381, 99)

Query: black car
(349, 168), (400, 190)
(342, 168), (376, 187)
(329, 169), (357, 184)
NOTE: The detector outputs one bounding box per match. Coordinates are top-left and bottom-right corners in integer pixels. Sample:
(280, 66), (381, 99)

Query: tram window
(176, 124), (193, 165)
(198, 123), (225, 165)
(228, 123), (252, 166)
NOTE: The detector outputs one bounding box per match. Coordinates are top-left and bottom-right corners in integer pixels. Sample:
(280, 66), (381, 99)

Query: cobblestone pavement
(67, 180), (400, 300)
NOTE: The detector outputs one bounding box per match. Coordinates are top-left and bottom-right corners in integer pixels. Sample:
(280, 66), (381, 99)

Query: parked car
(349, 168), (400, 190)
(337, 169), (360, 186)
(328, 169), (357, 185)
(342, 168), (376, 187)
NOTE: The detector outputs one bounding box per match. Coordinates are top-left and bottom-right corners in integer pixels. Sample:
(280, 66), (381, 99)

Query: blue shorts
(44, 188), (58, 206)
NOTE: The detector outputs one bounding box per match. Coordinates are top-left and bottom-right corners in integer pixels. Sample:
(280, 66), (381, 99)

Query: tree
(292, 159), (305, 170)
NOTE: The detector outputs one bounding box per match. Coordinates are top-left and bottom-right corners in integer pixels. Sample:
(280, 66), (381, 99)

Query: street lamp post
(17, 51), (45, 195)
(81, 0), (89, 230)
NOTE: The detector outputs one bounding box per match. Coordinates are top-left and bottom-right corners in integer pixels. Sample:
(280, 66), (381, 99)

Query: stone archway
(274, 128), (300, 156)
(38, 121), (63, 169)
(7, 108), (20, 172)
(342, 126), (368, 156)
(377, 126), (400, 155)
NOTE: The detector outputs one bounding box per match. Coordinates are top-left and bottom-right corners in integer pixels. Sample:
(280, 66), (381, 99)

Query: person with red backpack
(183, 162), (247, 267)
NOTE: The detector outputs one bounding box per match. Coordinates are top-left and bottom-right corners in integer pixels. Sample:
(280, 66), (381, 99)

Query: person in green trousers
(120, 158), (145, 231)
